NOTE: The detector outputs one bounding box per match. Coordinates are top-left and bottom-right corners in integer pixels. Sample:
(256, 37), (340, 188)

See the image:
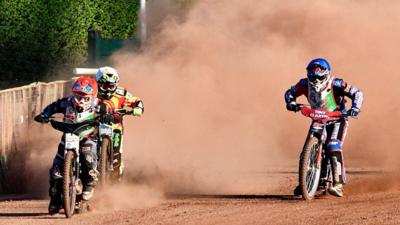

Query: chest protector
(64, 105), (96, 137)
(307, 78), (337, 112)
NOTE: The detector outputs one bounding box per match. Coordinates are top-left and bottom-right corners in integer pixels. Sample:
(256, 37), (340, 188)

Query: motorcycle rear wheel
(299, 136), (321, 200)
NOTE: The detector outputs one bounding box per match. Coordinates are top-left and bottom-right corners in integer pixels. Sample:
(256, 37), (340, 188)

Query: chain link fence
(0, 80), (72, 192)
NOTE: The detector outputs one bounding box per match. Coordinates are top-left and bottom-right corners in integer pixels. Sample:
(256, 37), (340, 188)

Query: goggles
(307, 64), (328, 82)
(100, 82), (117, 91)
(74, 94), (92, 104)
(72, 83), (93, 94)
(308, 75), (327, 82)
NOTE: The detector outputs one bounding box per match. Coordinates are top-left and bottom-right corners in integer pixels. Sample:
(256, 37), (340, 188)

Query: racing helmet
(95, 66), (120, 99)
(306, 58), (331, 91)
(71, 76), (98, 112)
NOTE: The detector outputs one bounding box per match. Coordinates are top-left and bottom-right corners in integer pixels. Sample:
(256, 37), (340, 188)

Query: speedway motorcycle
(97, 108), (133, 187)
(297, 105), (347, 200)
(49, 118), (100, 217)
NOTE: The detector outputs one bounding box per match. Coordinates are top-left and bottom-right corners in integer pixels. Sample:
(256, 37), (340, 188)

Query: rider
(284, 58), (363, 197)
(95, 66), (144, 179)
(34, 76), (100, 214)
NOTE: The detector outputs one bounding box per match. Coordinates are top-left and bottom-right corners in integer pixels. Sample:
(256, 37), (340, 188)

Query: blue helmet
(306, 58), (331, 90)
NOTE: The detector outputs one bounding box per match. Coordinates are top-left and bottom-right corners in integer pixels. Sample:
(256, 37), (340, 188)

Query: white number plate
(99, 124), (113, 137)
(65, 133), (80, 150)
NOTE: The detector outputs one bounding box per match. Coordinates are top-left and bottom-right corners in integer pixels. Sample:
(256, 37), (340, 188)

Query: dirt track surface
(1, 171), (399, 225)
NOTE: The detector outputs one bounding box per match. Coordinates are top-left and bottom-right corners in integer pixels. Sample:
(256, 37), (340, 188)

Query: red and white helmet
(71, 76), (98, 111)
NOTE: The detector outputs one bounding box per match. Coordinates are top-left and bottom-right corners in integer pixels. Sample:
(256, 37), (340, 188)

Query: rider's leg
(112, 124), (124, 179)
(81, 138), (98, 201)
(326, 119), (349, 197)
(48, 138), (65, 215)
(318, 156), (330, 190)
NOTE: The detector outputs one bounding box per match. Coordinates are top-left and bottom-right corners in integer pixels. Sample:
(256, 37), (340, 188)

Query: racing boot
(48, 180), (62, 215)
(82, 185), (95, 201)
(48, 195), (61, 215)
(328, 154), (345, 197)
(329, 183), (344, 197)
(293, 185), (302, 196)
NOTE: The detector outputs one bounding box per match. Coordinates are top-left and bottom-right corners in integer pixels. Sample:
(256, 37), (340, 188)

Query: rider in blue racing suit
(34, 77), (101, 214)
(284, 58), (364, 197)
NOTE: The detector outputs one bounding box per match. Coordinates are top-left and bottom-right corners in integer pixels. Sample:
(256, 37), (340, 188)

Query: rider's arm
(333, 79), (363, 111)
(42, 97), (70, 117)
(124, 91), (144, 117)
(284, 78), (308, 105)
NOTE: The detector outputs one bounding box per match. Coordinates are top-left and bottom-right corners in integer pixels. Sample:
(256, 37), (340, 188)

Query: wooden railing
(0, 80), (72, 192)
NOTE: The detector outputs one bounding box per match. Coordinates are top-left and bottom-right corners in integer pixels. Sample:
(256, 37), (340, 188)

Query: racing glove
(100, 113), (115, 124)
(348, 108), (360, 117)
(286, 102), (301, 112)
(34, 113), (49, 123)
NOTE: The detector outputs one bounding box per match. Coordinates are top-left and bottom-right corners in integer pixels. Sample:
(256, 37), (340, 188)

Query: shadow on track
(167, 193), (302, 201)
(0, 194), (44, 202)
(0, 212), (48, 217)
(0, 212), (66, 220)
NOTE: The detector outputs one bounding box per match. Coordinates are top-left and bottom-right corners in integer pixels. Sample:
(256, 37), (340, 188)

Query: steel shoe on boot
(48, 196), (61, 215)
(328, 183), (344, 197)
(82, 186), (95, 201)
(293, 185), (302, 196)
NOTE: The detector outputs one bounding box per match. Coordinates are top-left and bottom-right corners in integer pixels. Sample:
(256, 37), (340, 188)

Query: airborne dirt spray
(107, 0), (400, 196)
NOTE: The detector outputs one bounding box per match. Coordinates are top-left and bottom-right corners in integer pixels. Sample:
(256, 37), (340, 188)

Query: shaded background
(0, 0), (139, 88)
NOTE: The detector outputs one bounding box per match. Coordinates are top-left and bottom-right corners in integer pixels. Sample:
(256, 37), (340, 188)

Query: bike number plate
(65, 133), (80, 151)
(99, 124), (113, 137)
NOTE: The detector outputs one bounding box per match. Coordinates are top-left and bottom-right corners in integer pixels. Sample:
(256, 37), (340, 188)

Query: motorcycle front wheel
(63, 151), (77, 218)
(299, 136), (322, 200)
(99, 138), (111, 188)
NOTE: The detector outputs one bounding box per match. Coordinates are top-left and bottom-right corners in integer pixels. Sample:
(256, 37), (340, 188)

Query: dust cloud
(13, 0), (400, 199)
(110, 0), (400, 194)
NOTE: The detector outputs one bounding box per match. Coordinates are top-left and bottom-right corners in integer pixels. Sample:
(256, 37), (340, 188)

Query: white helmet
(95, 66), (120, 99)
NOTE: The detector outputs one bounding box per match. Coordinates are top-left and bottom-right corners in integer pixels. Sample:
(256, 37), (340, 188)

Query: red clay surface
(1, 171), (399, 225)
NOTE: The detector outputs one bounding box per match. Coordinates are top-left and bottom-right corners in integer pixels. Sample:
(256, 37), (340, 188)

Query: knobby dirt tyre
(63, 151), (77, 218)
(299, 136), (321, 200)
(99, 138), (111, 188)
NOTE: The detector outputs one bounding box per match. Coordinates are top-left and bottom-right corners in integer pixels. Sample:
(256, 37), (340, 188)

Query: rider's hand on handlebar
(34, 113), (49, 123)
(348, 108), (360, 118)
(286, 102), (301, 112)
(101, 113), (115, 124)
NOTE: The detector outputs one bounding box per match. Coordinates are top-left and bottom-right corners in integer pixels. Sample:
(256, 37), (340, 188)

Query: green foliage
(0, 0), (139, 85)
(91, 0), (139, 39)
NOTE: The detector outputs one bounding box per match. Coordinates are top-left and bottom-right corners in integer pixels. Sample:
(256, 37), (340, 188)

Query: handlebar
(49, 119), (99, 135)
(297, 104), (348, 123)
(113, 108), (134, 116)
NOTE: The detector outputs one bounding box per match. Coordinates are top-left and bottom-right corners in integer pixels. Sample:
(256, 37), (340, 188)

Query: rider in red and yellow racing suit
(95, 67), (144, 179)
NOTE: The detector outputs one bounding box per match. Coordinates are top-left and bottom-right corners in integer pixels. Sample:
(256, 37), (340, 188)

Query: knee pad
(113, 130), (122, 153)
(49, 160), (63, 180)
(326, 139), (342, 153)
(86, 169), (99, 186)
(82, 152), (97, 170)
